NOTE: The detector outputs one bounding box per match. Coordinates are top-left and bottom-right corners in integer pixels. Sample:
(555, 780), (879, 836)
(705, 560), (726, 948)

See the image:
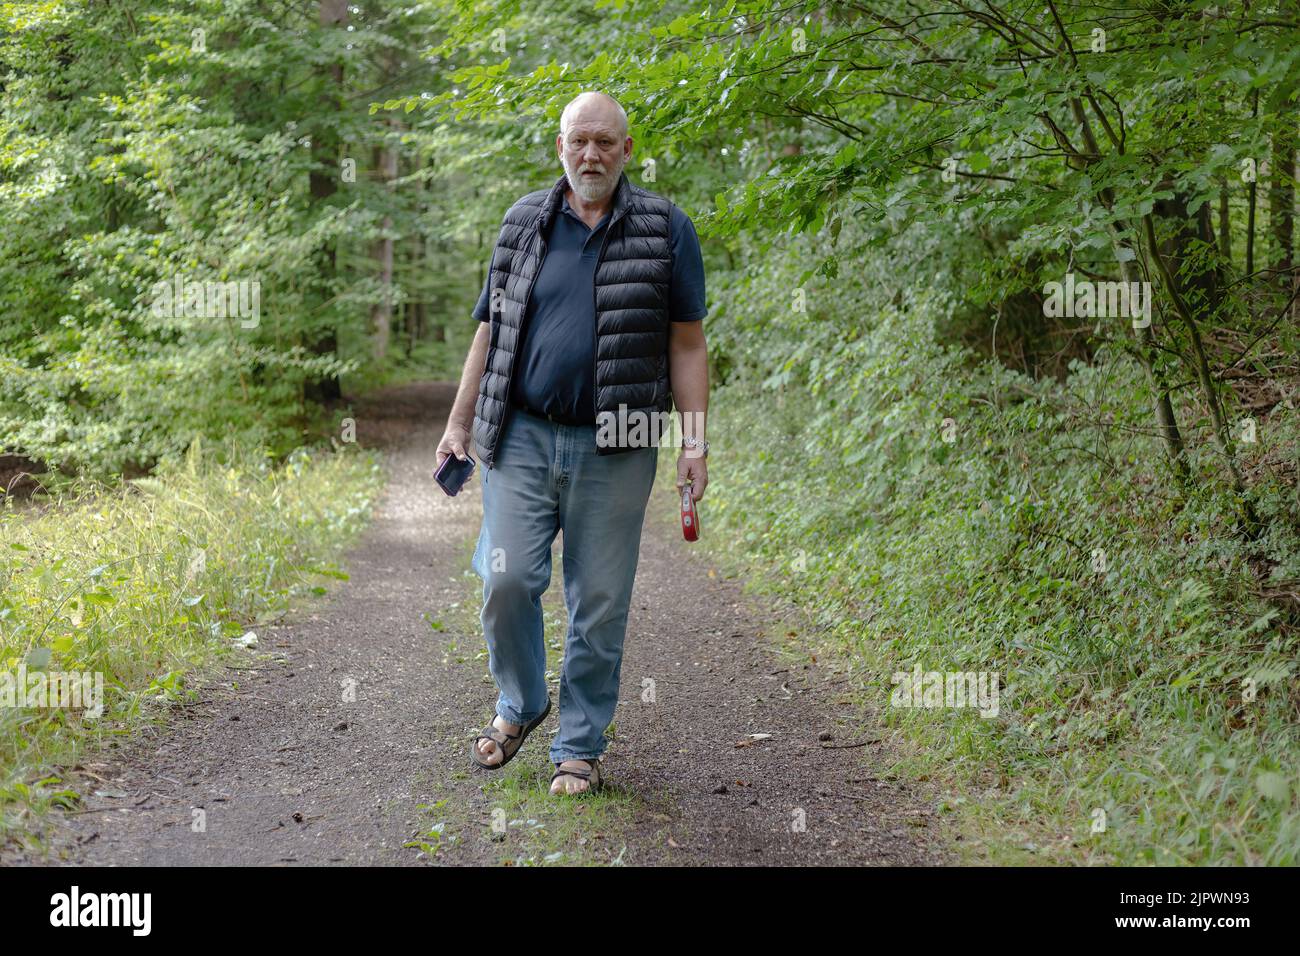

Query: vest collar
(538, 170), (632, 232)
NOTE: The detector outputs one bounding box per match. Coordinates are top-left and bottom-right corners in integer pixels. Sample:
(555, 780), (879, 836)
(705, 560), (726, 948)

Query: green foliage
(0, 0), (496, 475)
(695, 218), (1300, 864)
(0, 440), (381, 847)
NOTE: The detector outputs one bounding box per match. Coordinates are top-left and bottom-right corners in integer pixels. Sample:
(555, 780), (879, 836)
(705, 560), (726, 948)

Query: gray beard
(567, 164), (618, 202)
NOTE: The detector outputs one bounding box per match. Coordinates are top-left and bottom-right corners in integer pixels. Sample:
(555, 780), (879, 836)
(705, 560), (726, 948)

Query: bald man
(436, 91), (710, 795)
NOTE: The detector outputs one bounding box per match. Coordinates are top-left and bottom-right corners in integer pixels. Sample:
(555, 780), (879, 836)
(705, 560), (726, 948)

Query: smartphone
(681, 484), (700, 541)
(435, 452), (476, 496)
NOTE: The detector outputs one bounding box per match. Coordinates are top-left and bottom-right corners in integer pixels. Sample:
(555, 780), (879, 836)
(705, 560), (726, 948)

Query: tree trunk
(303, 0), (348, 404)
(369, 127), (396, 362)
(1217, 177), (1232, 265)
(1246, 90), (1259, 278)
(1269, 118), (1295, 278)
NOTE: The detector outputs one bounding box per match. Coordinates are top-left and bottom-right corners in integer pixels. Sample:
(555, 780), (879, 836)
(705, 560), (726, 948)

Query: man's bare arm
(668, 319), (709, 500)
(437, 322), (490, 469)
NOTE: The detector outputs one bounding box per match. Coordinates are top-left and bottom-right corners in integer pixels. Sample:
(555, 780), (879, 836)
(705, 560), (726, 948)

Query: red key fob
(681, 484), (700, 541)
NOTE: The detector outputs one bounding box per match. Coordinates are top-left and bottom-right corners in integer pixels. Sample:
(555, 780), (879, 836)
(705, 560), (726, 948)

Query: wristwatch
(682, 436), (710, 457)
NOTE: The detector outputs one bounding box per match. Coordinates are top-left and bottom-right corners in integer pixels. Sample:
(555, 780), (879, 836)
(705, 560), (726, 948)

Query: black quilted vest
(472, 171), (675, 469)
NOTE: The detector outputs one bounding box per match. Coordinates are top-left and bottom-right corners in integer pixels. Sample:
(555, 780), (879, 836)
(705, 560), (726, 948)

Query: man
(435, 91), (711, 795)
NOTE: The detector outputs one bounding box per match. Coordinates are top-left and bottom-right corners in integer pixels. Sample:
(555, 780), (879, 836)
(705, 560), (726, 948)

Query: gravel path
(24, 382), (947, 866)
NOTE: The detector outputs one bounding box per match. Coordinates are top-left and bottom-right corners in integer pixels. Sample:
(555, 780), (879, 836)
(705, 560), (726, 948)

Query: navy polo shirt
(472, 191), (706, 424)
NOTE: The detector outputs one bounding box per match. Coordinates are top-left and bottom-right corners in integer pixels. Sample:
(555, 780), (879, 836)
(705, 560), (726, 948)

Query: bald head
(559, 91), (628, 140)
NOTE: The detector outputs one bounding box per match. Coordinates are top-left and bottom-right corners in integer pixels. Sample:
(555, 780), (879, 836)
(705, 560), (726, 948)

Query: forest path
(28, 382), (946, 866)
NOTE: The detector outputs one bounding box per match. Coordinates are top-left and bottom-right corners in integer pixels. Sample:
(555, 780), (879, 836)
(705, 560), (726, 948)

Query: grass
(683, 314), (1300, 866)
(0, 437), (383, 852)
(447, 750), (643, 867)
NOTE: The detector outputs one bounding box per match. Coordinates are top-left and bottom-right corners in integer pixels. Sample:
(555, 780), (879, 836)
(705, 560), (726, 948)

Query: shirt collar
(561, 184), (617, 224)
(540, 170), (628, 232)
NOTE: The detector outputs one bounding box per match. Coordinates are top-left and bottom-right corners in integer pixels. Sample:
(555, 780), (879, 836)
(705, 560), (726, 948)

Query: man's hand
(675, 450), (708, 502)
(436, 422), (472, 474)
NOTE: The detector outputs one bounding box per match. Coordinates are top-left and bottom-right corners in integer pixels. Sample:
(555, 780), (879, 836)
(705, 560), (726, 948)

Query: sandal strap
(551, 760), (599, 783)
(551, 769), (590, 781)
(477, 722), (521, 747)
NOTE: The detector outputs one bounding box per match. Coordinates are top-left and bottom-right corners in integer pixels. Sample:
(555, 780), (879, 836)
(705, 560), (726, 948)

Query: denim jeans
(470, 407), (658, 764)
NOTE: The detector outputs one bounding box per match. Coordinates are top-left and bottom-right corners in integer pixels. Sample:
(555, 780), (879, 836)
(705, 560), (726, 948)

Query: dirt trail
(26, 382), (946, 866)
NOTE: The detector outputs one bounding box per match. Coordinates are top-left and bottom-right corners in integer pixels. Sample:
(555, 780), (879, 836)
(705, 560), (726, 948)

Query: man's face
(558, 117), (630, 202)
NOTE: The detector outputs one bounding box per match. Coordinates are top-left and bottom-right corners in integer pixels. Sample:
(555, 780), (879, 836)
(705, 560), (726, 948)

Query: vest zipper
(593, 203), (629, 451)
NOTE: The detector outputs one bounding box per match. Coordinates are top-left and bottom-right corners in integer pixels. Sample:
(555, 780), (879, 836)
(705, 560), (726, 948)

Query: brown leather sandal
(549, 758), (603, 794)
(471, 698), (551, 770)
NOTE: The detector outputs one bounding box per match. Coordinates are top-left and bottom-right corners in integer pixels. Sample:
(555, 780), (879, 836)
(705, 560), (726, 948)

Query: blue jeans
(471, 407), (658, 764)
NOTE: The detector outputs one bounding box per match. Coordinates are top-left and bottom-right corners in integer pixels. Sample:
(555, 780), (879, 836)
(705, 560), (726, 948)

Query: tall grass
(0, 439), (382, 848)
